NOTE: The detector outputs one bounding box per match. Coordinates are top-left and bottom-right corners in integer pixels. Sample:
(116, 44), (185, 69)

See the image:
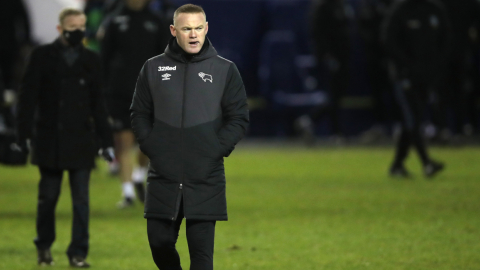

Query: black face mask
(63, 29), (85, 47)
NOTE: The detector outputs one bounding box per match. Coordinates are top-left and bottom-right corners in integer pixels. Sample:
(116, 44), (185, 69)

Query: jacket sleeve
(16, 48), (42, 142)
(90, 54), (114, 148)
(130, 63), (154, 144)
(218, 63), (249, 157)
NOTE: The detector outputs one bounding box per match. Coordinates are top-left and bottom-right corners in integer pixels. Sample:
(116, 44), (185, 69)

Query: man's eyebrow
(181, 24), (204, 29)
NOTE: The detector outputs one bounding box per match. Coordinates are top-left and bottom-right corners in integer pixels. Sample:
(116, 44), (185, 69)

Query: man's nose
(189, 30), (197, 38)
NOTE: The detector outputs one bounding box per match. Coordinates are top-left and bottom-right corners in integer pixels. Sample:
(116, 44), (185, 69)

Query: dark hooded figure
(382, 0), (452, 178)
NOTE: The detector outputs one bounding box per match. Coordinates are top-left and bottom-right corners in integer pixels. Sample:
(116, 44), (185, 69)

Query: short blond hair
(173, 4), (206, 25)
(58, 8), (85, 25)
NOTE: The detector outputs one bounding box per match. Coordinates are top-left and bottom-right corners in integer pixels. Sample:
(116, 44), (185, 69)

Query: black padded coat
(130, 38), (249, 221)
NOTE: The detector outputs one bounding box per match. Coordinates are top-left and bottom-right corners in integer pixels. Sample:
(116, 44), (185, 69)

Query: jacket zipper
(173, 63), (188, 221)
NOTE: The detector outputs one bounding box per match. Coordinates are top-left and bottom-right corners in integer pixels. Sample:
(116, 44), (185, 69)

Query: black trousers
(147, 199), (216, 270)
(34, 167), (91, 259)
(392, 80), (431, 166)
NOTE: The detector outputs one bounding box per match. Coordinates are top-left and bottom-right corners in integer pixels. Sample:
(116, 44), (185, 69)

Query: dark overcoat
(16, 39), (113, 169)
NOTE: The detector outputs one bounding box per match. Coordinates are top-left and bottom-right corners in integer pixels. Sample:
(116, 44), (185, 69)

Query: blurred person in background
(102, 0), (176, 18)
(100, 0), (170, 208)
(104, 0), (124, 14)
(296, 0), (353, 144)
(436, 0), (480, 140)
(84, 0), (107, 52)
(15, 8), (114, 267)
(86, 0), (175, 52)
(130, 4), (249, 269)
(0, 0), (31, 130)
(358, 0), (394, 142)
(382, 0), (451, 178)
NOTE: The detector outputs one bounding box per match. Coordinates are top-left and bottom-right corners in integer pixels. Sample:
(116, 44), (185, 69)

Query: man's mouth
(189, 41), (199, 46)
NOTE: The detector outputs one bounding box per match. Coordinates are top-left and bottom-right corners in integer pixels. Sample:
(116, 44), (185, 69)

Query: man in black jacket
(15, 8), (114, 267)
(130, 4), (249, 269)
(100, 0), (171, 208)
(382, 0), (450, 178)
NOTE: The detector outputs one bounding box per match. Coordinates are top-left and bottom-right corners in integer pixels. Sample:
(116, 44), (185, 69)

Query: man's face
(57, 14), (86, 34)
(170, 12), (208, 54)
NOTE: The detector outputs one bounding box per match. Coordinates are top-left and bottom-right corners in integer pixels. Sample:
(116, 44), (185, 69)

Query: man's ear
(56, 25), (63, 35)
(170, 25), (176, 37)
(205, 22), (208, 35)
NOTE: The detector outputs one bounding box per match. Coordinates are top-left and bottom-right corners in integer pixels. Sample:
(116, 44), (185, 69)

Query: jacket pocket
(212, 131), (225, 159)
(139, 120), (182, 180)
(139, 127), (156, 157)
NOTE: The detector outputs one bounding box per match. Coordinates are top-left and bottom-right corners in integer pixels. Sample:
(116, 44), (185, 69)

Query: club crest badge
(198, 72), (213, 83)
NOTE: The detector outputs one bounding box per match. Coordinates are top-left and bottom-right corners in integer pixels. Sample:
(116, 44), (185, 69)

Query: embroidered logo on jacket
(158, 66), (176, 71)
(198, 72), (213, 83)
(162, 73), (171, 80)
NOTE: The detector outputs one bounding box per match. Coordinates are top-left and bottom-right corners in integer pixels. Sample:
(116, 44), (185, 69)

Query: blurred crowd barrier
(2, 0), (480, 141)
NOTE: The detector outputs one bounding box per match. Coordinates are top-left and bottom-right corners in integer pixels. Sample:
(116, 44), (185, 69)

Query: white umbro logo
(198, 72), (213, 83)
(162, 73), (171, 80)
(158, 66), (176, 71)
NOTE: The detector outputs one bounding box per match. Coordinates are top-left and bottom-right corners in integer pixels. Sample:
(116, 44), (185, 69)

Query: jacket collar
(164, 37), (217, 63)
(51, 38), (84, 57)
(49, 38), (90, 73)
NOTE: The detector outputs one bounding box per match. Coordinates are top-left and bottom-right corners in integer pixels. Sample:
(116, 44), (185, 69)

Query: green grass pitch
(0, 145), (479, 269)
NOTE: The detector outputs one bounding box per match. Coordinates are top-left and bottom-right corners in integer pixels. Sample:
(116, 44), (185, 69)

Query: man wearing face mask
(130, 4), (249, 269)
(15, 8), (114, 268)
